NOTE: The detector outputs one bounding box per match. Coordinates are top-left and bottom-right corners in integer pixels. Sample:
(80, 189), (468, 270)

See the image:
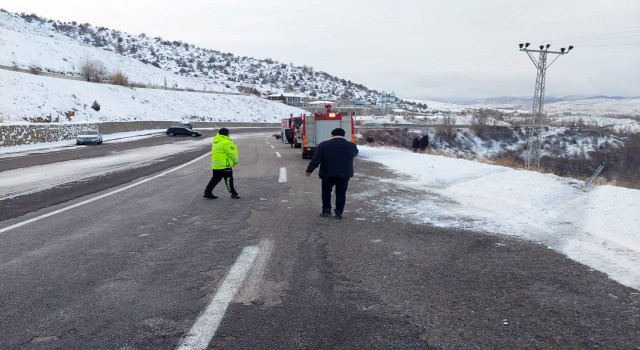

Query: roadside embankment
(0, 121), (278, 147)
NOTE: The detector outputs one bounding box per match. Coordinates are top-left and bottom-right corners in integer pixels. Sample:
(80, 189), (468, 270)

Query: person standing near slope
(411, 137), (420, 152)
(305, 128), (359, 219)
(203, 128), (241, 199)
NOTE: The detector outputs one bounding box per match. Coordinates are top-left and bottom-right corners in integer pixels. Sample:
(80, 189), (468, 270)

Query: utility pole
(519, 43), (573, 169)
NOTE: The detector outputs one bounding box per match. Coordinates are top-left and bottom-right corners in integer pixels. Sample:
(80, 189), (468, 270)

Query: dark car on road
(166, 126), (201, 137)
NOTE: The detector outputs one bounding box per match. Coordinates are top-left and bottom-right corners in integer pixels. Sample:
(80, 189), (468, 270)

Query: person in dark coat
(419, 134), (429, 151)
(366, 135), (375, 146)
(305, 128), (359, 219)
(411, 137), (420, 152)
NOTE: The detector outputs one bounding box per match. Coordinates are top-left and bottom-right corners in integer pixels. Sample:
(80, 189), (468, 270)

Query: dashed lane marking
(175, 246), (260, 350)
(279, 167), (287, 183)
(276, 152), (282, 158)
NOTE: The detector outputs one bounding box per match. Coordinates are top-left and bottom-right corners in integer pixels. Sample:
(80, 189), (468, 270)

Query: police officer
(203, 128), (240, 199)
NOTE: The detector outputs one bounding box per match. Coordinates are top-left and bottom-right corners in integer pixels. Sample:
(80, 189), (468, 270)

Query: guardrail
(357, 123), (474, 129)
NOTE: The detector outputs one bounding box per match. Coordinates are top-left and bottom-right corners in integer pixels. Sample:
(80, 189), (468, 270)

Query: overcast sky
(1, 0), (639, 101)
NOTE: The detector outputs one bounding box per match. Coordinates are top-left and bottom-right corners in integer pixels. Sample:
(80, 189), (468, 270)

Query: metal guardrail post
(584, 163), (605, 188)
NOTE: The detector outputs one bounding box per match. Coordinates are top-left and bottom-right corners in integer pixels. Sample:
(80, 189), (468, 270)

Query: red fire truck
(301, 105), (355, 159)
(281, 114), (303, 148)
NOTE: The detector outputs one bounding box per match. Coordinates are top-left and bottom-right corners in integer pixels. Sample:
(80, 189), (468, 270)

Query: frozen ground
(356, 146), (640, 291)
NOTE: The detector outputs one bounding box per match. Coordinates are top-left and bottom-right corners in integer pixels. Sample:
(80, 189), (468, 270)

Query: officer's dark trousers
(321, 177), (350, 214)
(204, 168), (238, 195)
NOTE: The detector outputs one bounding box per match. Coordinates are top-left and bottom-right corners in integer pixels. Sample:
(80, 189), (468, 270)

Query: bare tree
(471, 108), (492, 137)
(436, 114), (456, 139)
(79, 56), (106, 82)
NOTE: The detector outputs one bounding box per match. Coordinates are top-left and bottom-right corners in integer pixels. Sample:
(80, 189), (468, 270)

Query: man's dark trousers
(322, 177), (350, 214)
(205, 168), (238, 195)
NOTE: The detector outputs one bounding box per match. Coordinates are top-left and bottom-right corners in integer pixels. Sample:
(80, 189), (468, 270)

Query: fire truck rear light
(329, 113), (336, 118)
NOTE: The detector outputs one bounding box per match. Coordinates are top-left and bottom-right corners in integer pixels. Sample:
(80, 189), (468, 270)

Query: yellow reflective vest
(211, 133), (239, 169)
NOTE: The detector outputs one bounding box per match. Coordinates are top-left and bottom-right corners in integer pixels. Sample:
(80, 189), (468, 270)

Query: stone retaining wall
(0, 121), (278, 147)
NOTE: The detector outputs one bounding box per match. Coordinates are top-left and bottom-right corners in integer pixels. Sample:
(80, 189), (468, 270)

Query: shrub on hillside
(28, 64), (43, 75)
(91, 100), (101, 111)
(22, 116), (58, 123)
(110, 70), (129, 86)
(65, 111), (75, 121)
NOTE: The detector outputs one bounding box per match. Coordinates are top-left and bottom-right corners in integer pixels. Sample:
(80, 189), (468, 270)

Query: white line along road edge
(0, 152), (210, 234)
(278, 167), (287, 183)
(175, 245), (260, 350)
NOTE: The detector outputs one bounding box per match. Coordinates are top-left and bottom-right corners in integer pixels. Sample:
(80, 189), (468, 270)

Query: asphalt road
(0, 128), (272, 221)
(1, 131), (638, 349)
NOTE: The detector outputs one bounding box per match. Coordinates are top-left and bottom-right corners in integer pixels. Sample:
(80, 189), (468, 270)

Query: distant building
(354, 100), (372, 106)
(379, 91), (397, 109)
(267, 93), (306, 107)
(308, 100), (336, 106)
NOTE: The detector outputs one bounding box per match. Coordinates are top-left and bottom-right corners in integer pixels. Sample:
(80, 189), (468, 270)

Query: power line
(420, 47), (515, 89)
(518, 42), (574, 169)
(554, 34), (640, 44)
(545, 29), (640, 42)
(422, 51), (524, 90)
(422, 30), (639, 92)
(424, 55), (528, 91)
(579, 43), (640, 47)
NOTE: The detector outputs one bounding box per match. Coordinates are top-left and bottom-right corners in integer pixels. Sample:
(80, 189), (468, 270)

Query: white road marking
(270, 145), (275, 149)
(0, 153), (210, 234)
(275, 152), (281, 158)
(235, 239), (274, 304)
(175, 245), (260, 350)
(278, 167), (287, 183)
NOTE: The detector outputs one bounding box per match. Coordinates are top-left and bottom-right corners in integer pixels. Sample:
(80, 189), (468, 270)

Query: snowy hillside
(406, 97), (640, 117)
(0, 10), (306, 123)
(2, 9), (639, 123)
(0, 69), (304, 123)
(0, 10), (379, 102)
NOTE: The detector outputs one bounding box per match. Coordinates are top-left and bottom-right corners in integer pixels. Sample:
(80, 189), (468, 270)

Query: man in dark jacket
(411, 137), (420, 152)
(305, 128), (359, 219)
(419, 134), (429, 151)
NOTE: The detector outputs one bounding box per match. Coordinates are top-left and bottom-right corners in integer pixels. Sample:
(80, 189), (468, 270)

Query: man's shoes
(335, 212), (343, 219)
(321, 211), (332, 217)
(231, 194), (241, 199)
(203, 194), (218, 199)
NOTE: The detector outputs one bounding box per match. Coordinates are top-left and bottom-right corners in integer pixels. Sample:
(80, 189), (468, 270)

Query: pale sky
(1, 0), (639, 101)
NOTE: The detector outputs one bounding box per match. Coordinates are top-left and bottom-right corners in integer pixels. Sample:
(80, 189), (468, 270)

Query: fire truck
(281, 114), (303, 148)
(301, 105), (355, 159)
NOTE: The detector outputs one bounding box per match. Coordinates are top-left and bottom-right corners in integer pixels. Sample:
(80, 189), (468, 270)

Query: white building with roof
(267, 93), (307, 107)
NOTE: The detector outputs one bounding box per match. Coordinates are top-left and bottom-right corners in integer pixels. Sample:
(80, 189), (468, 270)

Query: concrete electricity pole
(519, 43), (573, 169)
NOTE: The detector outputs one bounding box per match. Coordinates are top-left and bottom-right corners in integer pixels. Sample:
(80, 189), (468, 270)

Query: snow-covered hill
(407, 96), (640, 117)
(0, 69), (303, 123)
(0, 10), (306, 123)
(1, 9), (639, 124)
(0, 10), (379, 102)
